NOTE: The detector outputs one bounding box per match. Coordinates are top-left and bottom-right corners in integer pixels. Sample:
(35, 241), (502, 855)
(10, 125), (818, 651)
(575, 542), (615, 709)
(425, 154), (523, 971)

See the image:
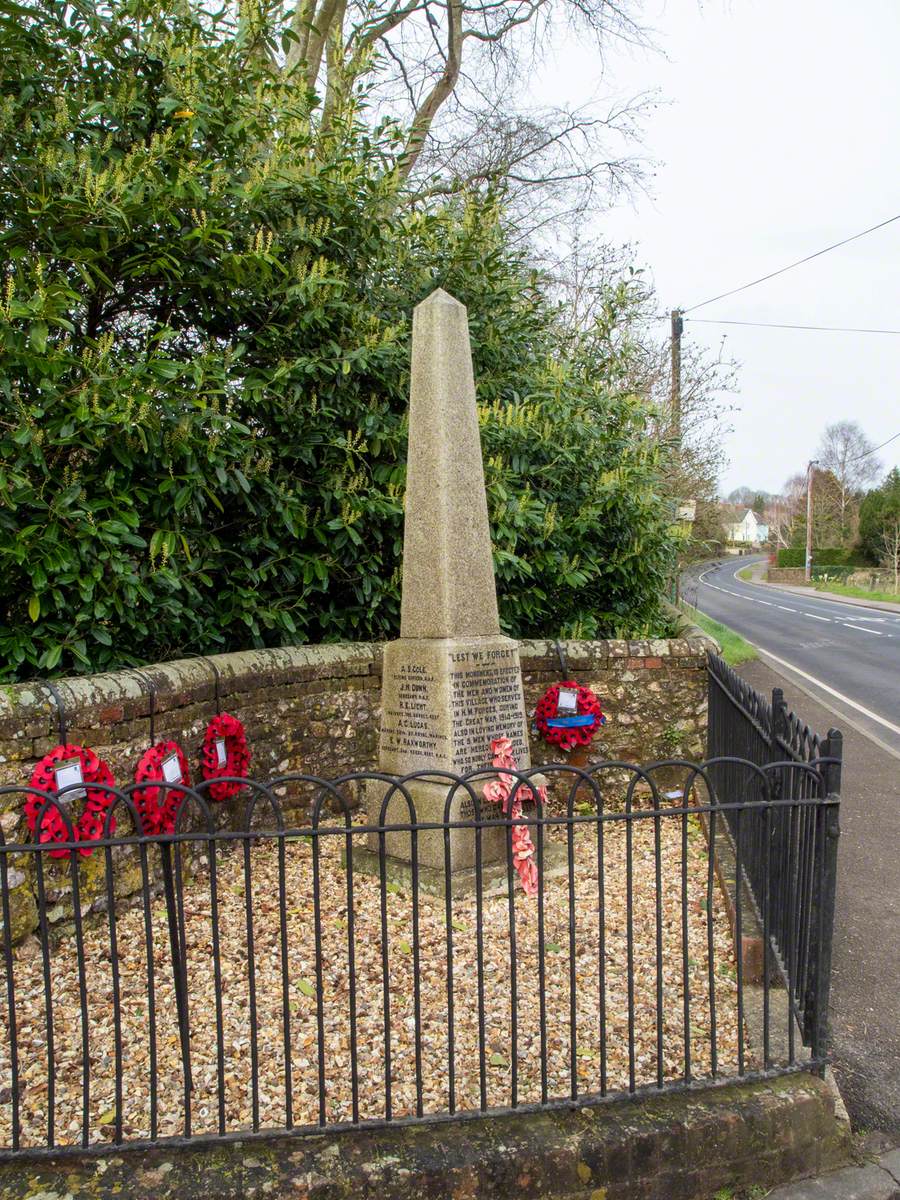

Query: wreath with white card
(200, 713), (250, 801)
(533, 680), (605, 752)
(26, 743), (116, 857)
(133, 740), (191, 834)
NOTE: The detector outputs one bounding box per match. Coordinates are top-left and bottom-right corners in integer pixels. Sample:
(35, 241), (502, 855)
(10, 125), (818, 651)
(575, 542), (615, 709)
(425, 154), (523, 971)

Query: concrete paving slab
(882, 1149), (900, 1184)
(738, 659), (900, 1138)
(767, 1160), (900, 1199)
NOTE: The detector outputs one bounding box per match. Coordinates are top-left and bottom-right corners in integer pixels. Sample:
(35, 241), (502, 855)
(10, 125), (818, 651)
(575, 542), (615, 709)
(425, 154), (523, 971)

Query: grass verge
(814, 580), (900, 604)
(736, 565), (755, 582)
(690, 610), (758, 666)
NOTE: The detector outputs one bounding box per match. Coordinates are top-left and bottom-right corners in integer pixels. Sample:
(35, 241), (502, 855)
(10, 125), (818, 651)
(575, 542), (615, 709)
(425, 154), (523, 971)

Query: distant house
(724, 508), (769, 546)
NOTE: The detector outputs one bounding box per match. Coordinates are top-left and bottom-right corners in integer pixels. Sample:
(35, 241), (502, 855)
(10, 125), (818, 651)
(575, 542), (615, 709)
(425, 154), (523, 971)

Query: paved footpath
(737, 659), (900, 1142)
(767, 1146), (900, 1199)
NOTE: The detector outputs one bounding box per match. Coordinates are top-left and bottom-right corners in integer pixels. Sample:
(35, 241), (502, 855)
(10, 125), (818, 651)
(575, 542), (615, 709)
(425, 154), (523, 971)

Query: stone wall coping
(518, 636), (712, 664)
(0, 644), (381, 736)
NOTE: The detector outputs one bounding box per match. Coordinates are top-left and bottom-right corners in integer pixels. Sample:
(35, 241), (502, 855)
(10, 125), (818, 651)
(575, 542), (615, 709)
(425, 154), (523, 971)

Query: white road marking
(696, 564), (900, 730)
(755, 648), (900, 738)
(700, 567), (898, 633)
(727, 558), (900, 620)
(842, 623), (883, 635)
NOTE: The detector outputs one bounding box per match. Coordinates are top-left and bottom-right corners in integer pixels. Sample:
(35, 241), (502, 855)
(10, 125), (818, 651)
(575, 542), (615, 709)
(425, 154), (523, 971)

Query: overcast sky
(532, 0), (900, 496)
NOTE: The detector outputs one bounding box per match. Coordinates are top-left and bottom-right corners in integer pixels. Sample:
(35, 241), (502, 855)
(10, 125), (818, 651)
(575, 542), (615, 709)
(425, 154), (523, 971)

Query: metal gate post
(811, 729), (842, 1067)
(161, 842), (194, 1094)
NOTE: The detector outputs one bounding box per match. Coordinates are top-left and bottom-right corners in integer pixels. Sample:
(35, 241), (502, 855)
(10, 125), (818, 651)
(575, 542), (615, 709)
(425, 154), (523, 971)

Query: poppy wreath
(200, 713), (251, 801)
(133, 741), (191, 835)
(482, 737), (547, 896)
(25, 744), (116, 858)
(533, 680), (606, 752)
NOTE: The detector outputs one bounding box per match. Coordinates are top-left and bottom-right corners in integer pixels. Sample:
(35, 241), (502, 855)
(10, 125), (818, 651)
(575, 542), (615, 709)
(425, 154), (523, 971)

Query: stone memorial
(359, 288), (543, 893)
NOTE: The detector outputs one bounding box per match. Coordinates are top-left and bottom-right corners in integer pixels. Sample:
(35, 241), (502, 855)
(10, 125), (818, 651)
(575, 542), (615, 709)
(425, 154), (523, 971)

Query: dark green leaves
(0, 0), (675, 682)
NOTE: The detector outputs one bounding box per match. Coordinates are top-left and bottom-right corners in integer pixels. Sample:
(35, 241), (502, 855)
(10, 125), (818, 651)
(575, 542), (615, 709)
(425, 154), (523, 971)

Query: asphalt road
(685, 556), (900, 755)
(686, 557), (900, 1138)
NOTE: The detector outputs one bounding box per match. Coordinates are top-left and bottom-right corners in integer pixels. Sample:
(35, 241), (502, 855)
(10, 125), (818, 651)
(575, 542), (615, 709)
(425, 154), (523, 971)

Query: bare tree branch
(349, 0), (427, 51)
(396, 0), (464, 182)
(462, 0), (546, 40)
(273, 0), (649, 221)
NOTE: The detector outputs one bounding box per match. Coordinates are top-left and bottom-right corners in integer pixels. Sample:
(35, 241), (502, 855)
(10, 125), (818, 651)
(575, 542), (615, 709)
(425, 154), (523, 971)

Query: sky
(531, 0), (900, 495)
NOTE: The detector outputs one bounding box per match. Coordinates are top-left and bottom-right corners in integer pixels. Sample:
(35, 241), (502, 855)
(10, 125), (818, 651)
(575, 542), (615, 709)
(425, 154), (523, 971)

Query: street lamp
(805, 460), (819, 583)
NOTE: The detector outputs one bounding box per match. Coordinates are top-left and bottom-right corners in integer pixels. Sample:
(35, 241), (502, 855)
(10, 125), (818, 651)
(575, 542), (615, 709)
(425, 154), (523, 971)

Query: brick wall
(0, 636), (711, 803)
(518, 637), (710, 767)
(0, 635), (712, 940)
(766, 567), (809, 584)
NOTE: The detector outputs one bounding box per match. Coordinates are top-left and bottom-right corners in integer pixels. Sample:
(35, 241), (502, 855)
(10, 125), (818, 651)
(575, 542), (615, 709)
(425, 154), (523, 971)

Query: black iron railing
(706, 652), (841, 1055)
(0, 757), (838, 1158)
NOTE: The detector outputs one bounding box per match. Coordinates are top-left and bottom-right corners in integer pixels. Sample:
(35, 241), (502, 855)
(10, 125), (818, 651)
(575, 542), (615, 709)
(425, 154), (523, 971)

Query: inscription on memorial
(380, 642), (529, 777)
(449, 645), (528, 774)
(381, 662), (447, 762)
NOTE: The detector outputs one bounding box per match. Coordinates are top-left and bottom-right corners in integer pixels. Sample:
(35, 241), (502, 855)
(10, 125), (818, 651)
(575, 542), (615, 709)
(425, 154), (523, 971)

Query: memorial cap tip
(416, 287), (465, 310)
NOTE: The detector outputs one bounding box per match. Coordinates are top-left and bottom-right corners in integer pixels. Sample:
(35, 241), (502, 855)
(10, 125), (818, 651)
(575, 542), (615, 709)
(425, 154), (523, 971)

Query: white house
(725, 509), (769, 546)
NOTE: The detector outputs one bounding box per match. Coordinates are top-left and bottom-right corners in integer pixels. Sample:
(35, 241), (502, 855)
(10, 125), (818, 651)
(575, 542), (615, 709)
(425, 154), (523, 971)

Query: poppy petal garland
(200, 713), (250, 801)
(482, 737), (546, 896)
(533, 680), (606, 751)
(26, 743), (116, 858)
(133, 740), (191, 835)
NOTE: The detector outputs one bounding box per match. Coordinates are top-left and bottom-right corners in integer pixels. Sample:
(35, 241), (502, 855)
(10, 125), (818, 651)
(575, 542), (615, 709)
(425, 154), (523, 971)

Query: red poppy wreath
(200, 713), (250, 801)
(533, 680), (606, 752)
(26, 743), (116, 858)
(133, 740), (191, 835)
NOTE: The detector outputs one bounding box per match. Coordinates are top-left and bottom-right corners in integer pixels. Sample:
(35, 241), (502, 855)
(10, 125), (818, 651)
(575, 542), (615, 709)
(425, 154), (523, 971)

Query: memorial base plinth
(343, 841), (567, 899)
(363, 775), (548, 871)
(354, 774), (554, 896)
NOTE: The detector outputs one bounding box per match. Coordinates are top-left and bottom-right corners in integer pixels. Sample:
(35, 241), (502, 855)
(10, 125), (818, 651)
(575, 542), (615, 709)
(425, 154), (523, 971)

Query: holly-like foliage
(0, 0), (676, 681)
(858, 468), (900, 565)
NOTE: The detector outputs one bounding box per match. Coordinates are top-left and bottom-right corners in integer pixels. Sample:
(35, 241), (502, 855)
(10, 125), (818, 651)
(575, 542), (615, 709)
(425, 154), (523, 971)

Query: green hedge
(777, 547), (868, 568)
(816, 548), (869, 567)
(0, 0), (677, 681)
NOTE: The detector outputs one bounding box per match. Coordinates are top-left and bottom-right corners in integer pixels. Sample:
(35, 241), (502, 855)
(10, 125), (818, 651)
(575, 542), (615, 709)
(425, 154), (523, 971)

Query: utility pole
(805, 460), (818, 582)
(669, 309), (684, 606)
(670, 309), (683, 447)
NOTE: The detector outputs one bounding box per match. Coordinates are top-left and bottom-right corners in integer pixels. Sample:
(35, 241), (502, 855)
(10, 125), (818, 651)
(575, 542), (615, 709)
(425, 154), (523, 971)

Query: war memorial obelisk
(364, 288), (536, 891)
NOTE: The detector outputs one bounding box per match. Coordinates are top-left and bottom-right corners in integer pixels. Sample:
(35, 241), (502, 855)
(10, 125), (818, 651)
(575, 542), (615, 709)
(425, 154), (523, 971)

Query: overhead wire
(847, 430), (900, 461)
(685, 318), (900, 335)
(682, 211), (900, 312)
(661, 214), (900, 467)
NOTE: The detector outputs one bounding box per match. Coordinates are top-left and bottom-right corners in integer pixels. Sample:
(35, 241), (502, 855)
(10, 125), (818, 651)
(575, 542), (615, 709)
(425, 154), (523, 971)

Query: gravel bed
(0, 811), (747, 1149)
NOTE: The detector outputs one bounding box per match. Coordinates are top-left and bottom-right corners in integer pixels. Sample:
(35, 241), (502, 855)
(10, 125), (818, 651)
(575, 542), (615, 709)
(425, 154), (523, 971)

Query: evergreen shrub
(0, 0), (677, 680)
